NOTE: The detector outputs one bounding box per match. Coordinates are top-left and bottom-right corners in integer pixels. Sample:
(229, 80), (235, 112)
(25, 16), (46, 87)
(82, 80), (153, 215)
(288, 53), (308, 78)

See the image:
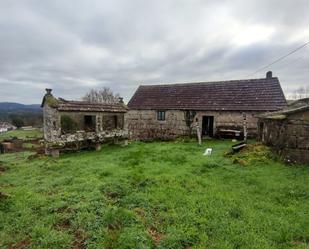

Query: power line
(247, 41), (309, 77)
(276, 54), (306, 70)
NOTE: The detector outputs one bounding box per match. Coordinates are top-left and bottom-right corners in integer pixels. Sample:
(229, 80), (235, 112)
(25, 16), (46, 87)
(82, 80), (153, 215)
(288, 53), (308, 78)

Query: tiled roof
(128, 77), (287, 111)
(57, 100), (128, 113)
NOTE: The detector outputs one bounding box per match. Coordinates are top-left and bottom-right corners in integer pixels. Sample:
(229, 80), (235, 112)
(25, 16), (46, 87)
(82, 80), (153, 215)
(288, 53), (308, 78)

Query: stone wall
(125, 110), (189, 140)
(194, 110), (259, 135)
(102, 113), (124, 130)
(43, 105), (128, 152)
(125, 109), (260, 140)
(258, 110), (309, 164)
(43, 104), (61, 142)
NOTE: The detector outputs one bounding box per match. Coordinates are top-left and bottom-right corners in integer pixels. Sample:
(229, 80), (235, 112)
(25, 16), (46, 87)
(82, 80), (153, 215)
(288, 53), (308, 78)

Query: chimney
(119, 97), (124, 104)
(266, 71), (273, 78)
(45, 88), (52, 95)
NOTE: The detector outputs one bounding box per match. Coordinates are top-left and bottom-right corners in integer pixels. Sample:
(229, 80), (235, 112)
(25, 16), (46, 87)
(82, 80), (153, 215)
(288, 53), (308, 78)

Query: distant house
(258, 98), (309, 164)
(21, 126), (36, 131)
(0, 122), (16, 133)
(126, 72), (287, 140)
(41, 89), (128, 156)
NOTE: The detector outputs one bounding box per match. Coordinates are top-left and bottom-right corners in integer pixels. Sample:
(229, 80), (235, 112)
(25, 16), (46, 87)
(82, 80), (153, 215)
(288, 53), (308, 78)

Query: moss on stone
(45, 95), (59, 107)
(265, 114), (286, 120)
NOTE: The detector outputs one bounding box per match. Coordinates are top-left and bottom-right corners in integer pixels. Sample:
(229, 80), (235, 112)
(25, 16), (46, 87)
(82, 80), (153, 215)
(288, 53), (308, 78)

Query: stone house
(0, 122), (16, 133)
(258, 98), (309, 164)
(126, 72), (287, 140)
(41, 89), (128, 156)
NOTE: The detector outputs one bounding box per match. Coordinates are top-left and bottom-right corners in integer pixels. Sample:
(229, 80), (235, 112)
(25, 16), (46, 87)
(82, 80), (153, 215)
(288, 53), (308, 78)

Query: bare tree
(306, 86), (309, 98)
(298, 86), (305, 98)
(290, 86), (309, 100)
(83, 87), (120, 104)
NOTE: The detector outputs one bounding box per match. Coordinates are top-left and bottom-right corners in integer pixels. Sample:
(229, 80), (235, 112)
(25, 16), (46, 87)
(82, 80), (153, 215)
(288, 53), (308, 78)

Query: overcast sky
(0, 0), (309, 104)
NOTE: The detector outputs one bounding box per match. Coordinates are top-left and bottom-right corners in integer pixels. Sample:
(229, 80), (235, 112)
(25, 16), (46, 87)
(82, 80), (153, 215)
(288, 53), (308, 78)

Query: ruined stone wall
(43, 104), (61, 142)
(58, 111), (124, 132)
(125, 109), (260, 140)
(259, 110), (309, 164)
(102, 113), (124, 130)
(43, 105), (128, 145)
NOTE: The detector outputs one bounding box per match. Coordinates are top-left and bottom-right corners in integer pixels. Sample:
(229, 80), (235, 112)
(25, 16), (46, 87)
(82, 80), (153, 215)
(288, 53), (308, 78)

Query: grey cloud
(0, 0), (308, 104)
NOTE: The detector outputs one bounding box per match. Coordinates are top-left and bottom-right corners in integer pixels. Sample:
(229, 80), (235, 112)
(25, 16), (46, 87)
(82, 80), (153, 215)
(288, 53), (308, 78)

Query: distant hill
(0, 102), (42, 126)
(0, 102), (41, 111)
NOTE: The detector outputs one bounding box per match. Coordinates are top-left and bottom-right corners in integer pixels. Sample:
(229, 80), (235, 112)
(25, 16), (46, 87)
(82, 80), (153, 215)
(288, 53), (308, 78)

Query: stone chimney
(266, 71), (273, 78)
(45, 88), (52, 95)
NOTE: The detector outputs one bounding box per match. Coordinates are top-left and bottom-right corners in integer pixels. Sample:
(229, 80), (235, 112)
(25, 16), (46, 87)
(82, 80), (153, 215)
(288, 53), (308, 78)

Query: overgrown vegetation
(60, 115), (78, 134)
(45, 95), (59, 108)
(227, 143), (276, 166)
(0, 140), (308, 248)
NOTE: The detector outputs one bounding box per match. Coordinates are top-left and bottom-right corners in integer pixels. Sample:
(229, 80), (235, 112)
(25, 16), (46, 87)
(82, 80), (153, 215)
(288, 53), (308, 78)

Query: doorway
(202, 116), (214, 137)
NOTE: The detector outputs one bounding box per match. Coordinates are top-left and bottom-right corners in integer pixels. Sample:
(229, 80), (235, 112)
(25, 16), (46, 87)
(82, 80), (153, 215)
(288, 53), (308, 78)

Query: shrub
(10, 116), (24, 128)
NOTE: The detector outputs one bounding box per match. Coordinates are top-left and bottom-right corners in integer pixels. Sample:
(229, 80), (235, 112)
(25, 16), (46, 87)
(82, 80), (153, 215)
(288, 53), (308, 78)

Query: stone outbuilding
(258, 98), (309, 164)
(126, 72), (287, 140)
(41, 89), (128, 156)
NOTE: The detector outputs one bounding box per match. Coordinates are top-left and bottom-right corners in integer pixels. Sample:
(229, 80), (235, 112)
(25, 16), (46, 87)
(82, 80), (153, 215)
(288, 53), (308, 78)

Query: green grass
(0, 129), (43, 141)
(0, 140), (308, 249)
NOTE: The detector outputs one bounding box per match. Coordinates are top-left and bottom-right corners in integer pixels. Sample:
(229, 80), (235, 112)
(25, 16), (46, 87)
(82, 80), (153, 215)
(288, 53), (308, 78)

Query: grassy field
(0, 129), (43, 141)
(0, 140), (308, 249)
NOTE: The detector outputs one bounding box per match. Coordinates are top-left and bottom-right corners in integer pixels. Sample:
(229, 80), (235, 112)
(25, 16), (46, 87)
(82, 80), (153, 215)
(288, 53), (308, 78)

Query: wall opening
(113, 115), (118, 129)
(84, 115), (96, 132)
(202, 116), (214, 137)
(259, 122), (264, 141)
(61, 115), (78, 134)
(259, 122), (264, 133)
(102, 114), (122, 130)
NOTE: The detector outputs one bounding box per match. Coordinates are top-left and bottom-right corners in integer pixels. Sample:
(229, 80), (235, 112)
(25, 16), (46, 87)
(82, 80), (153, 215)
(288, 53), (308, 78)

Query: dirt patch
(53, 206), (75, 214)
(293, 236), (309, 245)
(8, 238), (31, 249)
(54, 219), (86, 249)
(1, 138), (44, 154)
(105, 191), (120, 199)
(44, 189), (59, 196)
(133, 207), (145, 218)
(148, 227), (163, 244)
(0, 166), (7, 172)
(27, 153), (45, 161)
(73, 229), (86, 249)
(0, 191), (10, 199)
(107, 220), (122, 231)
(233, 158), (248, 166)
(55, 218), (71, 231)
(0, 183), (14, 188)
